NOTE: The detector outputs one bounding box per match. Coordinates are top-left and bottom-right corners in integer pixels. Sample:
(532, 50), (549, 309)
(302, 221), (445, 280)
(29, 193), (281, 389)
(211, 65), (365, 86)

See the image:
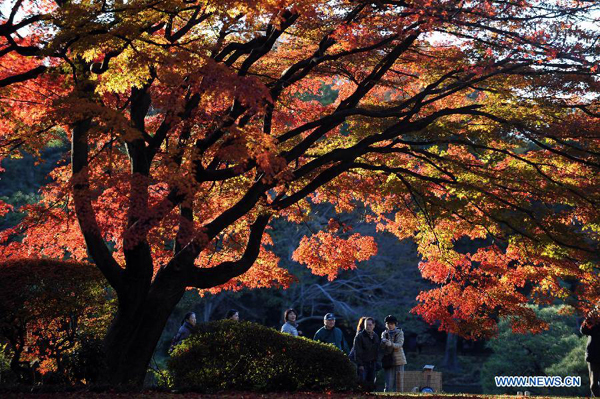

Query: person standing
(581, 309), (600, 397)
(314, 313), (350, 353)
(281, 308), (302, 336)
(352, 317), (380, 390)
(349, 316), (366, 364)
(169, 312), (196, 353)
(381, 315), (407, 392)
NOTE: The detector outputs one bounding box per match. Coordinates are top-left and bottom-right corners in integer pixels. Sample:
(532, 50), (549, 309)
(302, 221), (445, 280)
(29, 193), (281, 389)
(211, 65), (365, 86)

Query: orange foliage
(293, 231), (377, 281)
(0, 0), (598, 344)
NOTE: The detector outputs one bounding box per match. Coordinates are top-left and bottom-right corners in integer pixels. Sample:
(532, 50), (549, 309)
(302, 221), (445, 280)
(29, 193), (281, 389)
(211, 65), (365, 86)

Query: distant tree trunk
(441, 332), (461, 372)
(203, 299), (213, 322)
(202, 294), (226, 322)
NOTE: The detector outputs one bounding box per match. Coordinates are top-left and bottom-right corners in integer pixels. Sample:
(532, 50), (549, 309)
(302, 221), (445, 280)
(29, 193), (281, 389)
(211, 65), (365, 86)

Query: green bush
(545, 335), (588, 389)
(0, 258), (114, 384)
(62, 334), (106, 384)
(0, 343), (12, 383)
(168, 320), (358, 392)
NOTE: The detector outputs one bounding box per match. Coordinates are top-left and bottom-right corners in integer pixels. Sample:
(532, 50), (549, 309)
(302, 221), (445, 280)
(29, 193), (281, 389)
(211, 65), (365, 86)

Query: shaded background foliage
(481, 305), (588, 397)
(0, 137), (68, 231)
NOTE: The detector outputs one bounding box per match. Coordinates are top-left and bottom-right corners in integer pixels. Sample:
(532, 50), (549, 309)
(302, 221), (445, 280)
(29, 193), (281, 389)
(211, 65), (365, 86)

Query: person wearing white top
(280, 308), (302, 336)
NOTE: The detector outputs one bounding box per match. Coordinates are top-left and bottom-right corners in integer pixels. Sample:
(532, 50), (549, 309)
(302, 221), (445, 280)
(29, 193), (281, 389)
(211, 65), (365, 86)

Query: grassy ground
(1, 353), (584, 398)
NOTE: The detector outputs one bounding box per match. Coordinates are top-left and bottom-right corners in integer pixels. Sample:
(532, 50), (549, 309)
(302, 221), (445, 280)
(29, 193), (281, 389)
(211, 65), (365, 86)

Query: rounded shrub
(168, 320), (358, 392)
(0, 258), (113, 383)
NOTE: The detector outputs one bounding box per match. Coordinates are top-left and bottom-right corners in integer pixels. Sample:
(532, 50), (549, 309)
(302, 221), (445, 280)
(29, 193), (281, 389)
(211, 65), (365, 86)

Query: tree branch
(0, 65), (47, 88)
(71, 118), (124, 291)
(185, 214), (271, 288)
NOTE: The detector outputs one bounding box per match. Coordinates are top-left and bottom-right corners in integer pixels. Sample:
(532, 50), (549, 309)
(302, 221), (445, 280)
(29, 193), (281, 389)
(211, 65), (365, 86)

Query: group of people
(170, 308), (405, 391)
(280, 308), (406, 392)
(170, 305), (600, 395)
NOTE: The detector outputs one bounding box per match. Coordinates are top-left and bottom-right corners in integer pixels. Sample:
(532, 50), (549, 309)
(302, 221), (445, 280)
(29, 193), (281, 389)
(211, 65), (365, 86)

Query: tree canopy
(0, 0), (599, 385)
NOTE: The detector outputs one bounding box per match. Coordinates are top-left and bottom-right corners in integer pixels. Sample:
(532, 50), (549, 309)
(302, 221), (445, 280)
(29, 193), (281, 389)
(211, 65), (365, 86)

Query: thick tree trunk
(102, 266), (187, 387)
(102, 296), (184, 386)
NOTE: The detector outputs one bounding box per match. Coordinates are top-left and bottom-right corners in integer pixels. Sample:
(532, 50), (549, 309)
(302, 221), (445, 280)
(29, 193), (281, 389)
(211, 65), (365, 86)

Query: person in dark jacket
(581, 310), (600, 397)
(169, 312), (196, 353)
(352, 317), (380, 390)
(314, 313), (350, 353)
(348, 316), (366, 364)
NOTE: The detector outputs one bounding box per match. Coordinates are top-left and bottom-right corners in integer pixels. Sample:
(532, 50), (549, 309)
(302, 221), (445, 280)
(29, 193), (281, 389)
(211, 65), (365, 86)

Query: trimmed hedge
(168, 320), (358, 392)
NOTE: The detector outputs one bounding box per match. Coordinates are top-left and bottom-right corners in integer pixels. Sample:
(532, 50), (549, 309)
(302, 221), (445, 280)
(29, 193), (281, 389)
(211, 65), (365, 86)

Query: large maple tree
(1, 0), (599, 386)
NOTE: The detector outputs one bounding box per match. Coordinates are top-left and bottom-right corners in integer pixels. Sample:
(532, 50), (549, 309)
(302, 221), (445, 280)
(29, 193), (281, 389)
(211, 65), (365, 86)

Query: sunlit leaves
(0, 0), (598, 340)
(292, 231), (377, 281)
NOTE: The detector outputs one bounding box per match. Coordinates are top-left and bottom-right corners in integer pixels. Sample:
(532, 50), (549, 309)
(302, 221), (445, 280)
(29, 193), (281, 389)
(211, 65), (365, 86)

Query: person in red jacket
(581, 308), (600, 397)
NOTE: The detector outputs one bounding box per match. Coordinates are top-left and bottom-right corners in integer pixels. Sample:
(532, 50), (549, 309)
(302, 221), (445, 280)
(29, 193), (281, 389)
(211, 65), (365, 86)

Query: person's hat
(324, 313), (336, 320)
(384, 315), (398, 324)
